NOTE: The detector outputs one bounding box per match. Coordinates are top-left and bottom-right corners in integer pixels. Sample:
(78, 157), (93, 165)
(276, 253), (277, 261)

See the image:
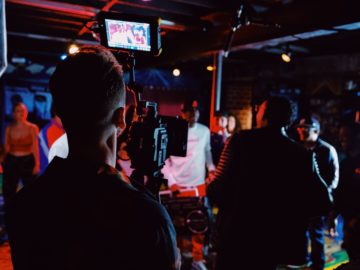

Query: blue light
(60, 54), (67, 60)
(294, 29), (337, 39)
(334, 22), (360, 31)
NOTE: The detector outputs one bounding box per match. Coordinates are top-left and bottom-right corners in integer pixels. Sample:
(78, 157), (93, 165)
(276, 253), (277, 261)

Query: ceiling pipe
(7, 0), (98, 17)
(78, 0), (118, 36)
(8, 31), (99, 45)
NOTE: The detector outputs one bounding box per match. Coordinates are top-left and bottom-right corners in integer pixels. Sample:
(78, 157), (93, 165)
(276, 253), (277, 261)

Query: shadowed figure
(208, 96), (318, 269)
(6, 45), (180, 270)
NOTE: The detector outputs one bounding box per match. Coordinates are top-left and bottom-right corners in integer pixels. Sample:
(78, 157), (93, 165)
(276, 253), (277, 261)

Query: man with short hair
(297, 116), (339, 270)
(6, 45), (180, 270)
(209, 96), (316, 269)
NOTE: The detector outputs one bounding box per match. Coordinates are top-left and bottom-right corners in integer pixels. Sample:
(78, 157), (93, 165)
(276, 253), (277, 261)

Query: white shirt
(48, 133), (69, 162)
(162, 123), (215, 187)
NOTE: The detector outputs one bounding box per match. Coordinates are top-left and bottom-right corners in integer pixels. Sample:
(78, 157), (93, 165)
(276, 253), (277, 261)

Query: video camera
(126, 100), (188, 176)
(98, 12), (188, 195)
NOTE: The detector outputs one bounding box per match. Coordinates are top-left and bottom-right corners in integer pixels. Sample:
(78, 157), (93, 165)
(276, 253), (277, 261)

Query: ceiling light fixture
(281, 52), (291, 63)
(172, 68), (180, 77)
(68, 44), (79, 55)
(334, 22), (360, 31)
(206, 65), (214, 71)
(160, 19), (175, 26)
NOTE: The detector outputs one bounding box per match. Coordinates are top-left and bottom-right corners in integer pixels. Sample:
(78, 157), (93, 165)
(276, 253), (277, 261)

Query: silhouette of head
(49, 45), (125, 135)
(257, 96), (294, 128)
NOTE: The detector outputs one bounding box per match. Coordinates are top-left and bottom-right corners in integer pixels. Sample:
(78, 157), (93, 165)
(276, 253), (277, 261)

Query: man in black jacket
(297, 116), (339, 270)
(6, 45), (180, 270)
(209, 96), (315, 269)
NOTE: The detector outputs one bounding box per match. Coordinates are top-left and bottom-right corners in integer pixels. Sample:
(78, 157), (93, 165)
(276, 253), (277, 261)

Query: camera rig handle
(126, 52), (158, 121)
(126, 52), (143, 116)
(121, 51), (167, 199)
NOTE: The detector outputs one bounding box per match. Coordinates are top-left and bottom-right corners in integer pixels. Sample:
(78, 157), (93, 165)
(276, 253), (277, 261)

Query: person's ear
(113, 107), (126, 130)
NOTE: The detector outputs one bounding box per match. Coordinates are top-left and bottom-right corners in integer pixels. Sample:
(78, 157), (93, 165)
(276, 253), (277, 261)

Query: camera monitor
(98, 12), (161, 55)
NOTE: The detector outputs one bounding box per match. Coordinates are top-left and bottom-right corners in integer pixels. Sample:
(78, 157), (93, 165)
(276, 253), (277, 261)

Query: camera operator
(162, 100), (215, 269)
(6, 45), (180, 270)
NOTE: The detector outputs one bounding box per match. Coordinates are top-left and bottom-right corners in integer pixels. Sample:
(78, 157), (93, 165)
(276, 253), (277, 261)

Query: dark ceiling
(6, 0), (360, 68)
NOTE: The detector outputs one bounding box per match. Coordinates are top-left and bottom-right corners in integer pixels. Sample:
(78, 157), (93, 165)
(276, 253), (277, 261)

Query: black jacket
(6, 157), (179, 270)
(209, 127), (316, 269)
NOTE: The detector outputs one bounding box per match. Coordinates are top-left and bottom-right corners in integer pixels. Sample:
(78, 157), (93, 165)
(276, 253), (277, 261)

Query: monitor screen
(104, 19), (151, 52)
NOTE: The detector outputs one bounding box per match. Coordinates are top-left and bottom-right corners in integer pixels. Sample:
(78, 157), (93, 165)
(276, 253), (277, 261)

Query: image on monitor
(105, 19), (151, 52)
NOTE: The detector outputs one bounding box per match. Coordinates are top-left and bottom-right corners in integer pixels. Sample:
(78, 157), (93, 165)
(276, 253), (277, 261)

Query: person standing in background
(297, 116), (339, 270)
(335, 123), (360, 251)
(162, 100), (216, 197)
(162, 100), (215, 270)
(2, 102), (40, 208)
(226, 114), (240, 135)
(211, 112), (229, 166)
(208, 96), (315, 269)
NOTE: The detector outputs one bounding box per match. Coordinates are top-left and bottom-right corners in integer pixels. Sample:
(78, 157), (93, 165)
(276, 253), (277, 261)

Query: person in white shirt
(161, 100), (215, 269)
(162, 100), (215, 196)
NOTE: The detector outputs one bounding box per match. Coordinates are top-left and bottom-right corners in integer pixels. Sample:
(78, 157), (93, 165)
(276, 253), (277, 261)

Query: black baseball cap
(297, 116), (320, 130)
(181, 100), (198, 112)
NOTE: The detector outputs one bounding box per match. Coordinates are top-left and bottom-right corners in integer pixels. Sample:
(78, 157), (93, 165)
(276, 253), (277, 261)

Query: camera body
(127, 100), (188, 176)
(98, 12), (162, 56)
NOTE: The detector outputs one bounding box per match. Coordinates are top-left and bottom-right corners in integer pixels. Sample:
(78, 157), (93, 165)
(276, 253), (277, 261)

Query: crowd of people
(0, 45), (359, 270)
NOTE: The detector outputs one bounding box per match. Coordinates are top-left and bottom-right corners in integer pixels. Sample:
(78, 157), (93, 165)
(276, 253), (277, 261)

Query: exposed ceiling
(6, 0), (360, 68)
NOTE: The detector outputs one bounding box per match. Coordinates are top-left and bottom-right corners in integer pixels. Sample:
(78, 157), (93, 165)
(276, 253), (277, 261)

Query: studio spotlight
(60, 54), (67, 60)
(281, 52), (291, 63)
(206, 65), (214, 71)
(68, 44), (79, 55)
(173, 68), (180, 77)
